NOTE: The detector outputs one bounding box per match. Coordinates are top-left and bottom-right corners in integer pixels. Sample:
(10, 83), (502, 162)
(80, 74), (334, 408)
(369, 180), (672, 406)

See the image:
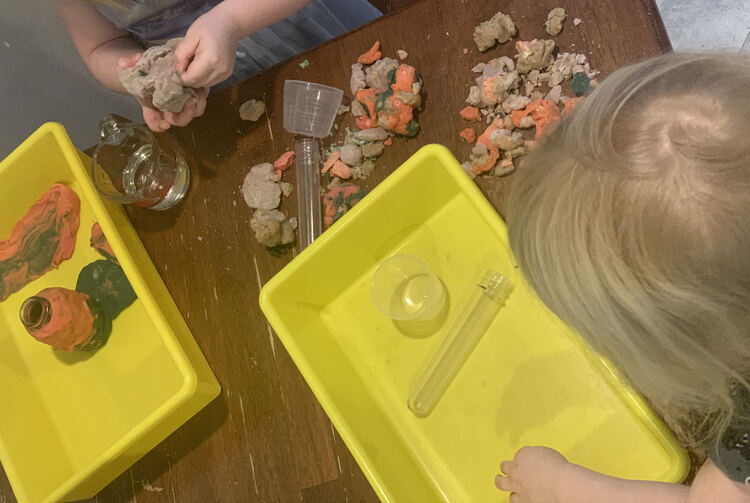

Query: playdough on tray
(0, 183), (80, 301)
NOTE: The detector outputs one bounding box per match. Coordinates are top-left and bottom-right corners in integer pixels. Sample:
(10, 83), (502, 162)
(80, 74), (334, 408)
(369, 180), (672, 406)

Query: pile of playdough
(240, 42), (424, 252)
(459, 8), (598, 178)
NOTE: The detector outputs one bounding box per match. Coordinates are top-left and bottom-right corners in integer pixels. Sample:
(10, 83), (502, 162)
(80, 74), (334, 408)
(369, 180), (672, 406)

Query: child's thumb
(174, 37), (199, 72)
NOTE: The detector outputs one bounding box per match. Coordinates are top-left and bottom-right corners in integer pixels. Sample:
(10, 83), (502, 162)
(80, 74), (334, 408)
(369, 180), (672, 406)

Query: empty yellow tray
(260, 145), (689, 502)
(0, 123), (220, 503)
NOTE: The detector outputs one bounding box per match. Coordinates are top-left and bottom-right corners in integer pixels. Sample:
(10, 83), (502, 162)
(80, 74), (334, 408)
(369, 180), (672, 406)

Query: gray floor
(0, 1), (748, 158)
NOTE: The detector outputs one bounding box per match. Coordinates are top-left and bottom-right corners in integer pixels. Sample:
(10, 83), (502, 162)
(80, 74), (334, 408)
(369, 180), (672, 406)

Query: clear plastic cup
(283, 80), (343, 138)
(371, 254), (446, 321)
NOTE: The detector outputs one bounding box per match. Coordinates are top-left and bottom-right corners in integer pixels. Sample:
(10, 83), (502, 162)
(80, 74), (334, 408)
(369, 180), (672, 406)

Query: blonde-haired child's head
(507, 52), (750, 443)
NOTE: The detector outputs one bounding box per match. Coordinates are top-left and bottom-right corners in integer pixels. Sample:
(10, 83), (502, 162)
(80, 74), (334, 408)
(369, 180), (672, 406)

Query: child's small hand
(175, 8), (239, 89)
(117, 55), (209, 132)
(495, 446), (571, 503)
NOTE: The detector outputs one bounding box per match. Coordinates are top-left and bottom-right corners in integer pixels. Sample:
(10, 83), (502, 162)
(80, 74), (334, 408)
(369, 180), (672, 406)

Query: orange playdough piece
(357, 41), (382, 64)
(273, 150), (295, 179)
(459, 106), (481, 121)
(563, 97), (583, 117)
(512, 99), (561, 139)
(384, 137), (393, 146)
(459, 128), (476, 143)
(331, 160), (352, 179)
(391, 64), (416, 94)
(322, 151), (340, 173)
(473, 119), (503, 174)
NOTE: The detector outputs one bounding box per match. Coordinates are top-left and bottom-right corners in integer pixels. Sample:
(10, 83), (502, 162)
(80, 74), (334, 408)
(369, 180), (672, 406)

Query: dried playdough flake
(473, 11), (517, 52)
(460, 106), (482, 121)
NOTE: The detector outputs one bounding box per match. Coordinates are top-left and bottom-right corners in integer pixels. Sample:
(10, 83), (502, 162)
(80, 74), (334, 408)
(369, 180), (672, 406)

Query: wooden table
(0, 1), (670, 501)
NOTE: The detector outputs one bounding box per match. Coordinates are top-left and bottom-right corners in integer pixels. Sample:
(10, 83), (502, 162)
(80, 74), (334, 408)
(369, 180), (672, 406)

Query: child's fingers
(181, 58), (214, 88)
(508, 493), (521, 503)
(194, 90), (208, 117)
(499, 460), (515, 476)
(494, 474), (514, 492)
(165, 99), (198, 127)
(142, 106), (170, 132)
(174, 36), (199, 72)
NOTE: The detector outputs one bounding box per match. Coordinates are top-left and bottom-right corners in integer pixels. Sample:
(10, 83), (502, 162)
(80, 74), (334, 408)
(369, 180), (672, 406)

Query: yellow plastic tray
(260, 145), (689, 502)
(0, 123), (220, 503)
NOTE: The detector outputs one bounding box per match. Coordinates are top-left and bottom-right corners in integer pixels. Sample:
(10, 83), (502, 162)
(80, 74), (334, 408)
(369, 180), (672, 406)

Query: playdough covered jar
(19, 287), (111, 351)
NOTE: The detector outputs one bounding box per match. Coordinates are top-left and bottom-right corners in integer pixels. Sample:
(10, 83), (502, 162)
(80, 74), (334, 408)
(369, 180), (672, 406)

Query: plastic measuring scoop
(408, 270), (514, 418)
(283, 80), (343, 250)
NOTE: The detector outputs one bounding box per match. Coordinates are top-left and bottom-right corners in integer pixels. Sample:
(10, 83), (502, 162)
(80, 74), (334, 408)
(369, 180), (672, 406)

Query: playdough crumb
(397, 49), (408, 60)
(358, 41), (382, 64)
(322, 151), (341, 173)
(544, 8), (567, 36)
(273, 151), (295, 179)
(239, 99), (265, 121)
(573, 18), (582, 26)
(299, 59), (310, 68)
(460, 106), (482, 121)
(459, 128), (477, 143)
(473, 11), (517, 52)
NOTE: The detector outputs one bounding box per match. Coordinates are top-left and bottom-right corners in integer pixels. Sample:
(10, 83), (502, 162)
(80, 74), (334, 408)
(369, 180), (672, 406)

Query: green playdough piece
(299, 59), (310, 69)
(571, 72), (591, 96)
(76, 297), (112, 351)
(386, 67), (397, 85)
(76, 260), (136, 320)
(404, 119), (420, 137)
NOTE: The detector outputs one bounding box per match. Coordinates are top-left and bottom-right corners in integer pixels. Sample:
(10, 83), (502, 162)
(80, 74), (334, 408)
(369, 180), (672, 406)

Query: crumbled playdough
(273, 151), (295, 179)
(563, 96), (583, 116)
(250, 209), (297, 247)
(361, 141), (385, 158)
(299, 59), (310, 68)
(571, 72), (591, 96)
(350, 63), (366, 96)
(397, 49), (408, 60)
(323, 184), (367, 227)
(473, 11), (517, 52)
(354, 127), (388, 142)
(239, 99), (265, 121)
(365, 57), (399, 91)
(573, 18), (582, 26)
(337, 104), (350, 115)
(350, 100), (367, 117)
(358, 41), (382, 64)
(515, 39), (556, 74)
(280, 182), (294, 197)
(459, 128), (477, 143)
(119, 39), (197, 113)
(339, 144), (363, 166)
(545, 8), (567, 36)
(512, 99), (561, 138)
(90, 223), (116, 263)
(242, 163), (282, 210)
(322, 151), (341, 173)
(331, 160), (352, 179)
(383, 137), (393, 146)
(460, 106), (482, 121)
(0, 184), (80, 301)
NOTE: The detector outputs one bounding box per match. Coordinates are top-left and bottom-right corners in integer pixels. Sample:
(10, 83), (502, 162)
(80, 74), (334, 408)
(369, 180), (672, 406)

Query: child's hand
(174, 8), (239, 89)
(495, 446), (571, 503)
(117, 54), (209, 132)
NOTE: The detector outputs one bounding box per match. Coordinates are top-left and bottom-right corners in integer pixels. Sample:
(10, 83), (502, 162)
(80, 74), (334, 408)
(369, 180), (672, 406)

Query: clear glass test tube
(408, 269), (514, 418)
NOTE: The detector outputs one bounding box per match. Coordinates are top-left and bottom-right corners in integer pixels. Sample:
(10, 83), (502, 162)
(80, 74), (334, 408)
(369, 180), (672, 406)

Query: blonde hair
(506, 52), (750, 444)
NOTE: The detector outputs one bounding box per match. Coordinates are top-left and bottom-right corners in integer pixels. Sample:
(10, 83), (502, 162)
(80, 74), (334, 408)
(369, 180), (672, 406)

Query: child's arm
(174, 0), (312, 88)
(54, 0), (208, 132)
(496, 446), (750, 503)
(53, 0), (141, 93)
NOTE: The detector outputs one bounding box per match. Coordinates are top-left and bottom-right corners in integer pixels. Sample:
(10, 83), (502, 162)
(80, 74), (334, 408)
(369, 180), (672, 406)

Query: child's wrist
(208, 2), (246, 42)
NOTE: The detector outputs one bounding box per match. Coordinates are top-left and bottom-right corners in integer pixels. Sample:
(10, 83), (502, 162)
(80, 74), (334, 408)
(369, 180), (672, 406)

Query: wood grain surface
(0, 1), (670, 502)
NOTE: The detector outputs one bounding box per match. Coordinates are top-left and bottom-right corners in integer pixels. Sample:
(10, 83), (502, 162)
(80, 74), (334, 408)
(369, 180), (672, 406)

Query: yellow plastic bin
(0, 123), (220, 503)
(260, 144), (689, 502)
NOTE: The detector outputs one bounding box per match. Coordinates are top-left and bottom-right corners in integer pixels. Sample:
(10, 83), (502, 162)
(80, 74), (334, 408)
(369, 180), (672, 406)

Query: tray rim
(0, 122), (200, 503)
(259, 144), (690, 502)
